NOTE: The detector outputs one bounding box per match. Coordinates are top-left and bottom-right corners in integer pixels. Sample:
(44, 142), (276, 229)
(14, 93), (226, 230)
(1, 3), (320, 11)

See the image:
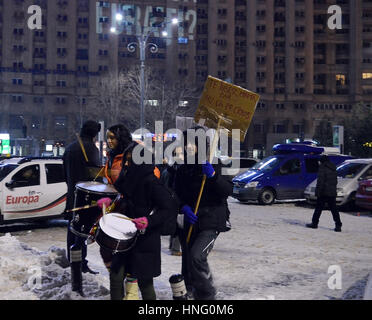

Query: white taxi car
(0, 157), (67, 224)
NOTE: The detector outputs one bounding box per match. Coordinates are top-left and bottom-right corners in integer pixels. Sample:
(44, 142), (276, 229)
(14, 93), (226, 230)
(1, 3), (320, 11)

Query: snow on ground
(0, 199), (371, 300)
(0, 232), (109, 300)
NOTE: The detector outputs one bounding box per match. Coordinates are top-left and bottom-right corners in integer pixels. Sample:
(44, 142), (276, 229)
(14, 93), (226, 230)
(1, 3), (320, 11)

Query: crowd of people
(63, 120), (233, 300)
(63, 120), (343, 300)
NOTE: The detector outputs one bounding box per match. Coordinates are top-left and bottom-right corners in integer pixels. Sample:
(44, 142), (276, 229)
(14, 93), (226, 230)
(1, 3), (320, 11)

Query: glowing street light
(111, 15), (179, 136)
(116, 13), (123, 22)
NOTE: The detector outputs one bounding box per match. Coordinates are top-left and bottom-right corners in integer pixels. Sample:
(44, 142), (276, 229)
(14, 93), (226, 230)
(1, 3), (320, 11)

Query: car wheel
(258, 188), (275, 205)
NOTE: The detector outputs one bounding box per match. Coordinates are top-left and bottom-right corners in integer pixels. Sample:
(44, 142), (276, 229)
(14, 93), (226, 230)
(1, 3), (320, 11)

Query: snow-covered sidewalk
(1, 199), (371, 300)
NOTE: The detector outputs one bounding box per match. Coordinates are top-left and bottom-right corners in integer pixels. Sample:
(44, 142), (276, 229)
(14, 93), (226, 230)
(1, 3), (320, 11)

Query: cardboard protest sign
(194, 76), (260, 141)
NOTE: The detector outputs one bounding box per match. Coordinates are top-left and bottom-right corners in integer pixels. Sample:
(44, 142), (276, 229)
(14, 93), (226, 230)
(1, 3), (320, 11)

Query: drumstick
(115, 215), (147, 225)
(102, 203), (106, 216)
(65, 204), (98, 213)
(93, 166), (105, 182)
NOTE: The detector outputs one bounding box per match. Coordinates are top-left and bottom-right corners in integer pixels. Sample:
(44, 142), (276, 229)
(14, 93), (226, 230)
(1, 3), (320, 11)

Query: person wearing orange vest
(96, 124), (162, 300)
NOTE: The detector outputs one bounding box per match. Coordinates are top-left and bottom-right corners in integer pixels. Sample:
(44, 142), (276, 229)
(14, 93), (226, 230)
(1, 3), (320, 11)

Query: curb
(363, 273), (372, 300)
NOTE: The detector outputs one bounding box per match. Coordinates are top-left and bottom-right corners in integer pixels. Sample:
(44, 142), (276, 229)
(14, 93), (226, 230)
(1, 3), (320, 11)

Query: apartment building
(0, 0), (371, 156)
(194, 0), (372, 155)
(0, 0), (197, 154)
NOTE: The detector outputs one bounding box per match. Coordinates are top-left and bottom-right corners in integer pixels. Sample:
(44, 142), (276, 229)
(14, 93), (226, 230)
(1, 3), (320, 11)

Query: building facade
(0, 0), (370, 156)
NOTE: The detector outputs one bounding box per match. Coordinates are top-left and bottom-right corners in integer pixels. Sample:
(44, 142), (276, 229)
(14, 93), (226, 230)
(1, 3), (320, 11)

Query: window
(55, 116), (67, 129)
(179, 100), (189, 107)
(278, 159), (301, 176)
(362, 73), (372, 79)
(0, 164), (18, 182)
(45, 164), (65, 184)
(360, 166), (372, 180)
(11, 165), (40, 187)
(337, 163), (367, 179)
(56, 80), (67, 87)
(146, 100), (159, 107)
(336, 74), (346, 85)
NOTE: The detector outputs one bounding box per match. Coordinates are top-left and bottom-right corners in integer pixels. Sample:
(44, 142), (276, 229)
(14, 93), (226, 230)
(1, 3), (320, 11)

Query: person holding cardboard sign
(175, 127), (233, 300)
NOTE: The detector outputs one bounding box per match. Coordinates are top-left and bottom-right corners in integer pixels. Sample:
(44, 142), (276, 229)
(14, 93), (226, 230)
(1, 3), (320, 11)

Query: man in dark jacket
(306, 155), (342, 232)
(175, 128), (233, 300)
(108, 140), (177, 300)
(63, 120), (101, 274)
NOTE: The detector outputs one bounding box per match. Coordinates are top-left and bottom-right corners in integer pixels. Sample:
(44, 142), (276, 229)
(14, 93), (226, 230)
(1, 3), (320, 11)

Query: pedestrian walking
(306, 155), (343, 232)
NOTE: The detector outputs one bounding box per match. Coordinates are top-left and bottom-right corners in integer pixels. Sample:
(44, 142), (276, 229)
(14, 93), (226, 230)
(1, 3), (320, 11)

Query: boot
(306, 223), (318, 229)
(334, 225), (342, 232)
(82, 264), (99, 275)
(123, 277), (139, 300)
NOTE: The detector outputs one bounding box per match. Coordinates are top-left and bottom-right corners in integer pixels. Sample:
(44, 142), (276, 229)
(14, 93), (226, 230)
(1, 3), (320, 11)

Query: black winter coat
(175, 163), (233, 232)
(111, 143), (175, 279)
(63, 137), (100, 212)
(315, 160), (338, 197)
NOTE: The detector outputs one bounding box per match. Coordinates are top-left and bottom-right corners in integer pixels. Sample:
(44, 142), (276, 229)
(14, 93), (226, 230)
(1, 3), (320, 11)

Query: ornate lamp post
(111, 14), (178, 137)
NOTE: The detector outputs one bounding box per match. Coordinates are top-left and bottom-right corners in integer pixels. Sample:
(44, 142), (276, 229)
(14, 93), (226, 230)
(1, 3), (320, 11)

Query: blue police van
(232, 143), (352, 205)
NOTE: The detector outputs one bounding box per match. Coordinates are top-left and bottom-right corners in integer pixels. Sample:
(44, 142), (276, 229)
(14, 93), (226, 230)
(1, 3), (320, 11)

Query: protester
(160, 147), (184, 256)
(175, 127), (233, 300)
(63, 120), (101, 275)
(92, 124), (143, 299)
(306, 155), (343, 232)
(97, 129), (176, 300)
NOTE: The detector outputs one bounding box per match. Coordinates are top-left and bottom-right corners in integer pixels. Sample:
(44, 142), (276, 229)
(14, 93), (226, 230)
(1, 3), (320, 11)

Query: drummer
(63, 120), (101, 275)
(97, 125), (131, 280)
(96, 124), (174, 300)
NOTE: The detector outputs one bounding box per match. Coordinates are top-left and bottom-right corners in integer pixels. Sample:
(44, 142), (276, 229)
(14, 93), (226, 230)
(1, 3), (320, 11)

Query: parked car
(220, 156), (258, 180)
(356, 174), (372, 211)
(304, 159), (372, 208)
(232, 143), (352, 205)
(0, 157), (67, 224)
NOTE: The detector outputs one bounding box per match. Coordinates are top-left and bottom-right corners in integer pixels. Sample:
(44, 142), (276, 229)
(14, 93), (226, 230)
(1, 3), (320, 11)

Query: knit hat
(80, 120), (101, 138)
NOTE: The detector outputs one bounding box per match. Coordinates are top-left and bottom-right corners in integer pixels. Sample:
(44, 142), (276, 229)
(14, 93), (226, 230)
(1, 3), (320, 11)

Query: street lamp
(111, 15), (179, 137)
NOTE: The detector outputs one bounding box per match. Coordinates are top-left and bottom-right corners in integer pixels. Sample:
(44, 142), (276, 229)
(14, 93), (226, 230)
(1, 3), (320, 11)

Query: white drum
(94, 213), (138, 253)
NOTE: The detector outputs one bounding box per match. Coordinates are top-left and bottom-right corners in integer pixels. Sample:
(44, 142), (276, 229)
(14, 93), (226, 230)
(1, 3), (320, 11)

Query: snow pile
(0, 233), (109, 300)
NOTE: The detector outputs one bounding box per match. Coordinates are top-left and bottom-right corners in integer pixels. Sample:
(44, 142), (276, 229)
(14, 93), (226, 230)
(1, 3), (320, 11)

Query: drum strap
(76, 133), (89, 162)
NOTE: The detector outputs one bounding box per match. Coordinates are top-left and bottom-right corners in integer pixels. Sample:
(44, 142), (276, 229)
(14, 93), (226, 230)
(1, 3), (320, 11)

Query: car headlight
(245, 181), (259, 188)
(337, 188), (345, 196)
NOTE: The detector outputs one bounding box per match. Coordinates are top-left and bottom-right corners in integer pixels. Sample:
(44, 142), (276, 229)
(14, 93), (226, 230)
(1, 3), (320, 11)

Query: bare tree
(119, 65), (200, 131)
(152, 79), (200, 131)
(90, 66), (200, 131)
(90, 71), (138, 128)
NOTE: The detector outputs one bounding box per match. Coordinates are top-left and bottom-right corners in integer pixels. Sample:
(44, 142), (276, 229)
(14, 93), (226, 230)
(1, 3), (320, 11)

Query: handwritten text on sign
(195, 77), (260, 142)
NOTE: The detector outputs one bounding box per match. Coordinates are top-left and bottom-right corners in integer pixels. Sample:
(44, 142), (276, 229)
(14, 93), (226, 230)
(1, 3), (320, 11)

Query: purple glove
(132, 217), (148, 231)
(181, 205), (198, 225)
(97, 197), (112, 209)
(202, 161), (215, 178)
